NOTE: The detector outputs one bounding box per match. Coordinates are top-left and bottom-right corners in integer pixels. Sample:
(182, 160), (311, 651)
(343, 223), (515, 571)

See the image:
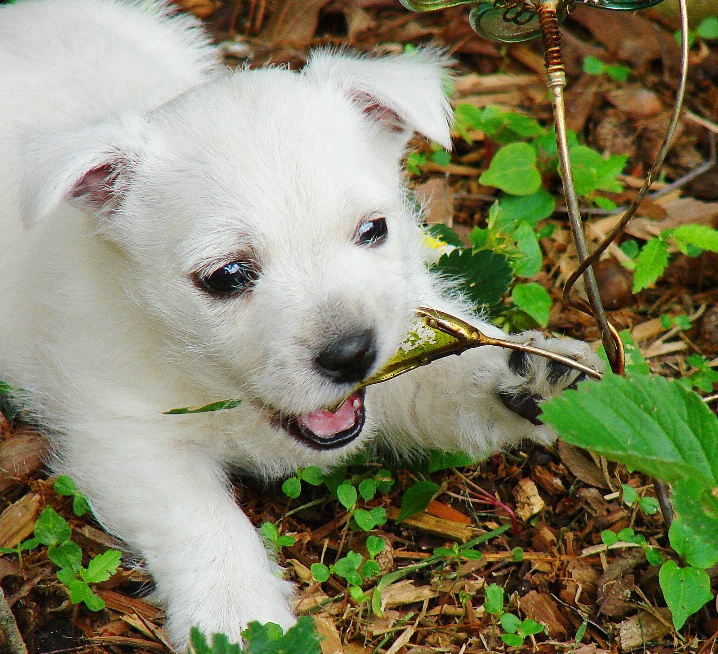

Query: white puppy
(0, 0), (601, 648)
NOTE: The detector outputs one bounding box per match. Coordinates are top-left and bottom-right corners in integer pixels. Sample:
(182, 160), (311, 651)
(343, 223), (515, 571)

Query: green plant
(188, 617), (321, 654)
(482, 583), (545, 647)
(582, 55), (630, 81)
(675, 15), (718, 48)
(311, 537), (386, 607)
(626, 224), (718, 293)
(54, 475), (92, 516)
(1, 505), (122, 610)
(678, 354), (718, 394)
(261, 522), (296, 550)
(281, 466), (324, 499)
(336, 479), (387, 531)
(541, 364), (718, 630)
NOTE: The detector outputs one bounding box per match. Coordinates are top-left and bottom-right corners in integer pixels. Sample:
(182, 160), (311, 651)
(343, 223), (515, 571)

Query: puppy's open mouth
(277, 390), (366, 449)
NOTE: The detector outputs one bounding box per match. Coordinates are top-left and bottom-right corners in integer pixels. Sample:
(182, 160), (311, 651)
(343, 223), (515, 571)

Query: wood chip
(519, 590), (570, 636)
(0, 429), (47, 494)
(96, 588), (163, 621)
(513, 478), (544, 520)
(559, 442), (610, 489)
(379, 580), (436, 608)
(452, 73), (540, 95)
(0, 493), (40, 548)
(385, 506), (475, 543)
(314, 615), (343, 654)
(618, 609), (672, 651)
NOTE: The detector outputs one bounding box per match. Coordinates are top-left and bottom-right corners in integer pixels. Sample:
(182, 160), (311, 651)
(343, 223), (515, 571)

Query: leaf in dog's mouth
(163, 307), (602, 415)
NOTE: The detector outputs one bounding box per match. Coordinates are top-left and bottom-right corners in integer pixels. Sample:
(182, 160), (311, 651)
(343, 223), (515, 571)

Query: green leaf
(54, 475), (77, 496)
(511, 283), (551, 327)
(568, 146), (626, 196)
(360, 560), (380, 578)
(311, 563), (331, 583)
(337, 482), (358, 510)
(282, 477), (301, 499)
(72, 495), (92, 517)
(638, 497), (660, 515)
(34, 507), (71, 546)
(0, 381), (12, 395)
(353, 509), (377, 532)
(484, 584), (504, 614)
(242, 617), (321, 654)
(397, 481), (440, 522)
(518, 619), (544, 637)
(426, 450), (474, 473)
(511, 547), (524, 562)
(601, 530), (619, 546)
(500, 612), (521, 633)
(633, 238), (670, 292)
(697, 16), (718, 39)
(375, 470), (394, 493)
(621, 484), (638, 505)
(479, 143), (542, 196)
(358, 478), (377, 502)
(460, 549), (482, 560)
(501, 633), (524, 647)
(82, 589), (106, 612)
(646, 547), (665, 566)
(512, 223), (543, 277)
(48, 541), (83, 573)
(370, 507), (387, 527)
(431, 149), (451, 166)
(366, 536), (385, 559)
(671, 224), (718, 253)
(299, 467), (323, 486)
(669, 517), (718, 568)
(583, 55), (606, 76)
(597, 330), (650, 377)
(671, 481), (718, 555)
(164, 399), (241, 415)
(606, 65), (629, 82)
(425, 223), (464, 248)
(659, 560), (714, 630)
(261, 522), (279, 543)
(82, 549), (121, 583)
(497, 188), (556, 229)
(541, 374), (718, 488)
(435, 249), (513, 308)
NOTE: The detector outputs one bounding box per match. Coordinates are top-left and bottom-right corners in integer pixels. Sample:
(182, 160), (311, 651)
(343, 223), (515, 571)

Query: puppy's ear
(20, 112), (148, 227)
(304, 49), (453, 151)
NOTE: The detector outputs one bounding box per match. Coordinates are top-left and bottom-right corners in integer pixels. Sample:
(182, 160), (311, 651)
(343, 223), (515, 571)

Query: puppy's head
(22, 50), (452, 460)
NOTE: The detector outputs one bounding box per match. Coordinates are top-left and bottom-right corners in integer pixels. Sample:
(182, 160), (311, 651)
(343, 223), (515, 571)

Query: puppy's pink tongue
(299, 393), (361, 437)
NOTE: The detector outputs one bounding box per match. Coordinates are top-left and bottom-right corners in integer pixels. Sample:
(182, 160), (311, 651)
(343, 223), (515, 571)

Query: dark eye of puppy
(198, 261), (259, 295)
(354, 217), (388, 247)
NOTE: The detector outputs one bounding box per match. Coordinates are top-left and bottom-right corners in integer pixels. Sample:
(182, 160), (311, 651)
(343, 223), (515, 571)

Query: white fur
(0, 0), (601, 648)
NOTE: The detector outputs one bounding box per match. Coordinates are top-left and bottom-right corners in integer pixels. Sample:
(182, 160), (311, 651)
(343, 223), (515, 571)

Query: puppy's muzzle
(315, 328), (377, 385)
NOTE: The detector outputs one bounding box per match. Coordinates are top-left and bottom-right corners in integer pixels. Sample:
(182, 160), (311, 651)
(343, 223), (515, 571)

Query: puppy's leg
(60, 424), (294, 650)
(370, 306), (603, 458)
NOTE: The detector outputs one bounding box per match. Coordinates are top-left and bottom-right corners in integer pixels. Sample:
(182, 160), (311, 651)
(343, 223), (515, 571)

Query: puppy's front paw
(497, 333), (604, 425)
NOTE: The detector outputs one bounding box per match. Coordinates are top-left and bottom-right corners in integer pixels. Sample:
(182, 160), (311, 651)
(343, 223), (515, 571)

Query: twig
(0, 586), (27, 654)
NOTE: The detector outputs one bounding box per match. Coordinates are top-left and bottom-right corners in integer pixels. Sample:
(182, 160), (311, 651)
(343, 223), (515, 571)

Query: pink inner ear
(71, 163), (119, 210)
(354, 92), (405, 133)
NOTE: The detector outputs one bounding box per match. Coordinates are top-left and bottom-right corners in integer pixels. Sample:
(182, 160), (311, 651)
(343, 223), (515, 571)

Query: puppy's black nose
(315, 329), (377, 384)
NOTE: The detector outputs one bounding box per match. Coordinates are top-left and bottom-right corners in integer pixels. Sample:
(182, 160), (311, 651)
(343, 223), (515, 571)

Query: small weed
(483, 583), (545, 647)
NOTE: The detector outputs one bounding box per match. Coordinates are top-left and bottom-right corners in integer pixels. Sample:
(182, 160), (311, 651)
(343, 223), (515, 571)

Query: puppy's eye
(354, 217), (388, 247)
(199, 261), (259, 296)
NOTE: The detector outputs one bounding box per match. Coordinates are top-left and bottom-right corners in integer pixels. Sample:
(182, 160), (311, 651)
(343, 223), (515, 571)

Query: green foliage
(435, 248), (513, 308)
(188, 617), (321, 654)
(542, 374), (718, 628)
(679, 354), (718, 394)
(54, 475), (92, 516)
(630, 225), (718, 293)
(281, 466), (324, 499)
(511, 282), (551, 327)
(311, 538), (387, 608)
(479, 142), (542, 195)
(675, 16), (718, 48)
(261, 522), (296, 550)
(433, 541), (482, 562)
(482, 583), (544, 647)
(582, 55), (630, 82)
(397, 480), (440, 522)
(164, 399), (242, 414)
